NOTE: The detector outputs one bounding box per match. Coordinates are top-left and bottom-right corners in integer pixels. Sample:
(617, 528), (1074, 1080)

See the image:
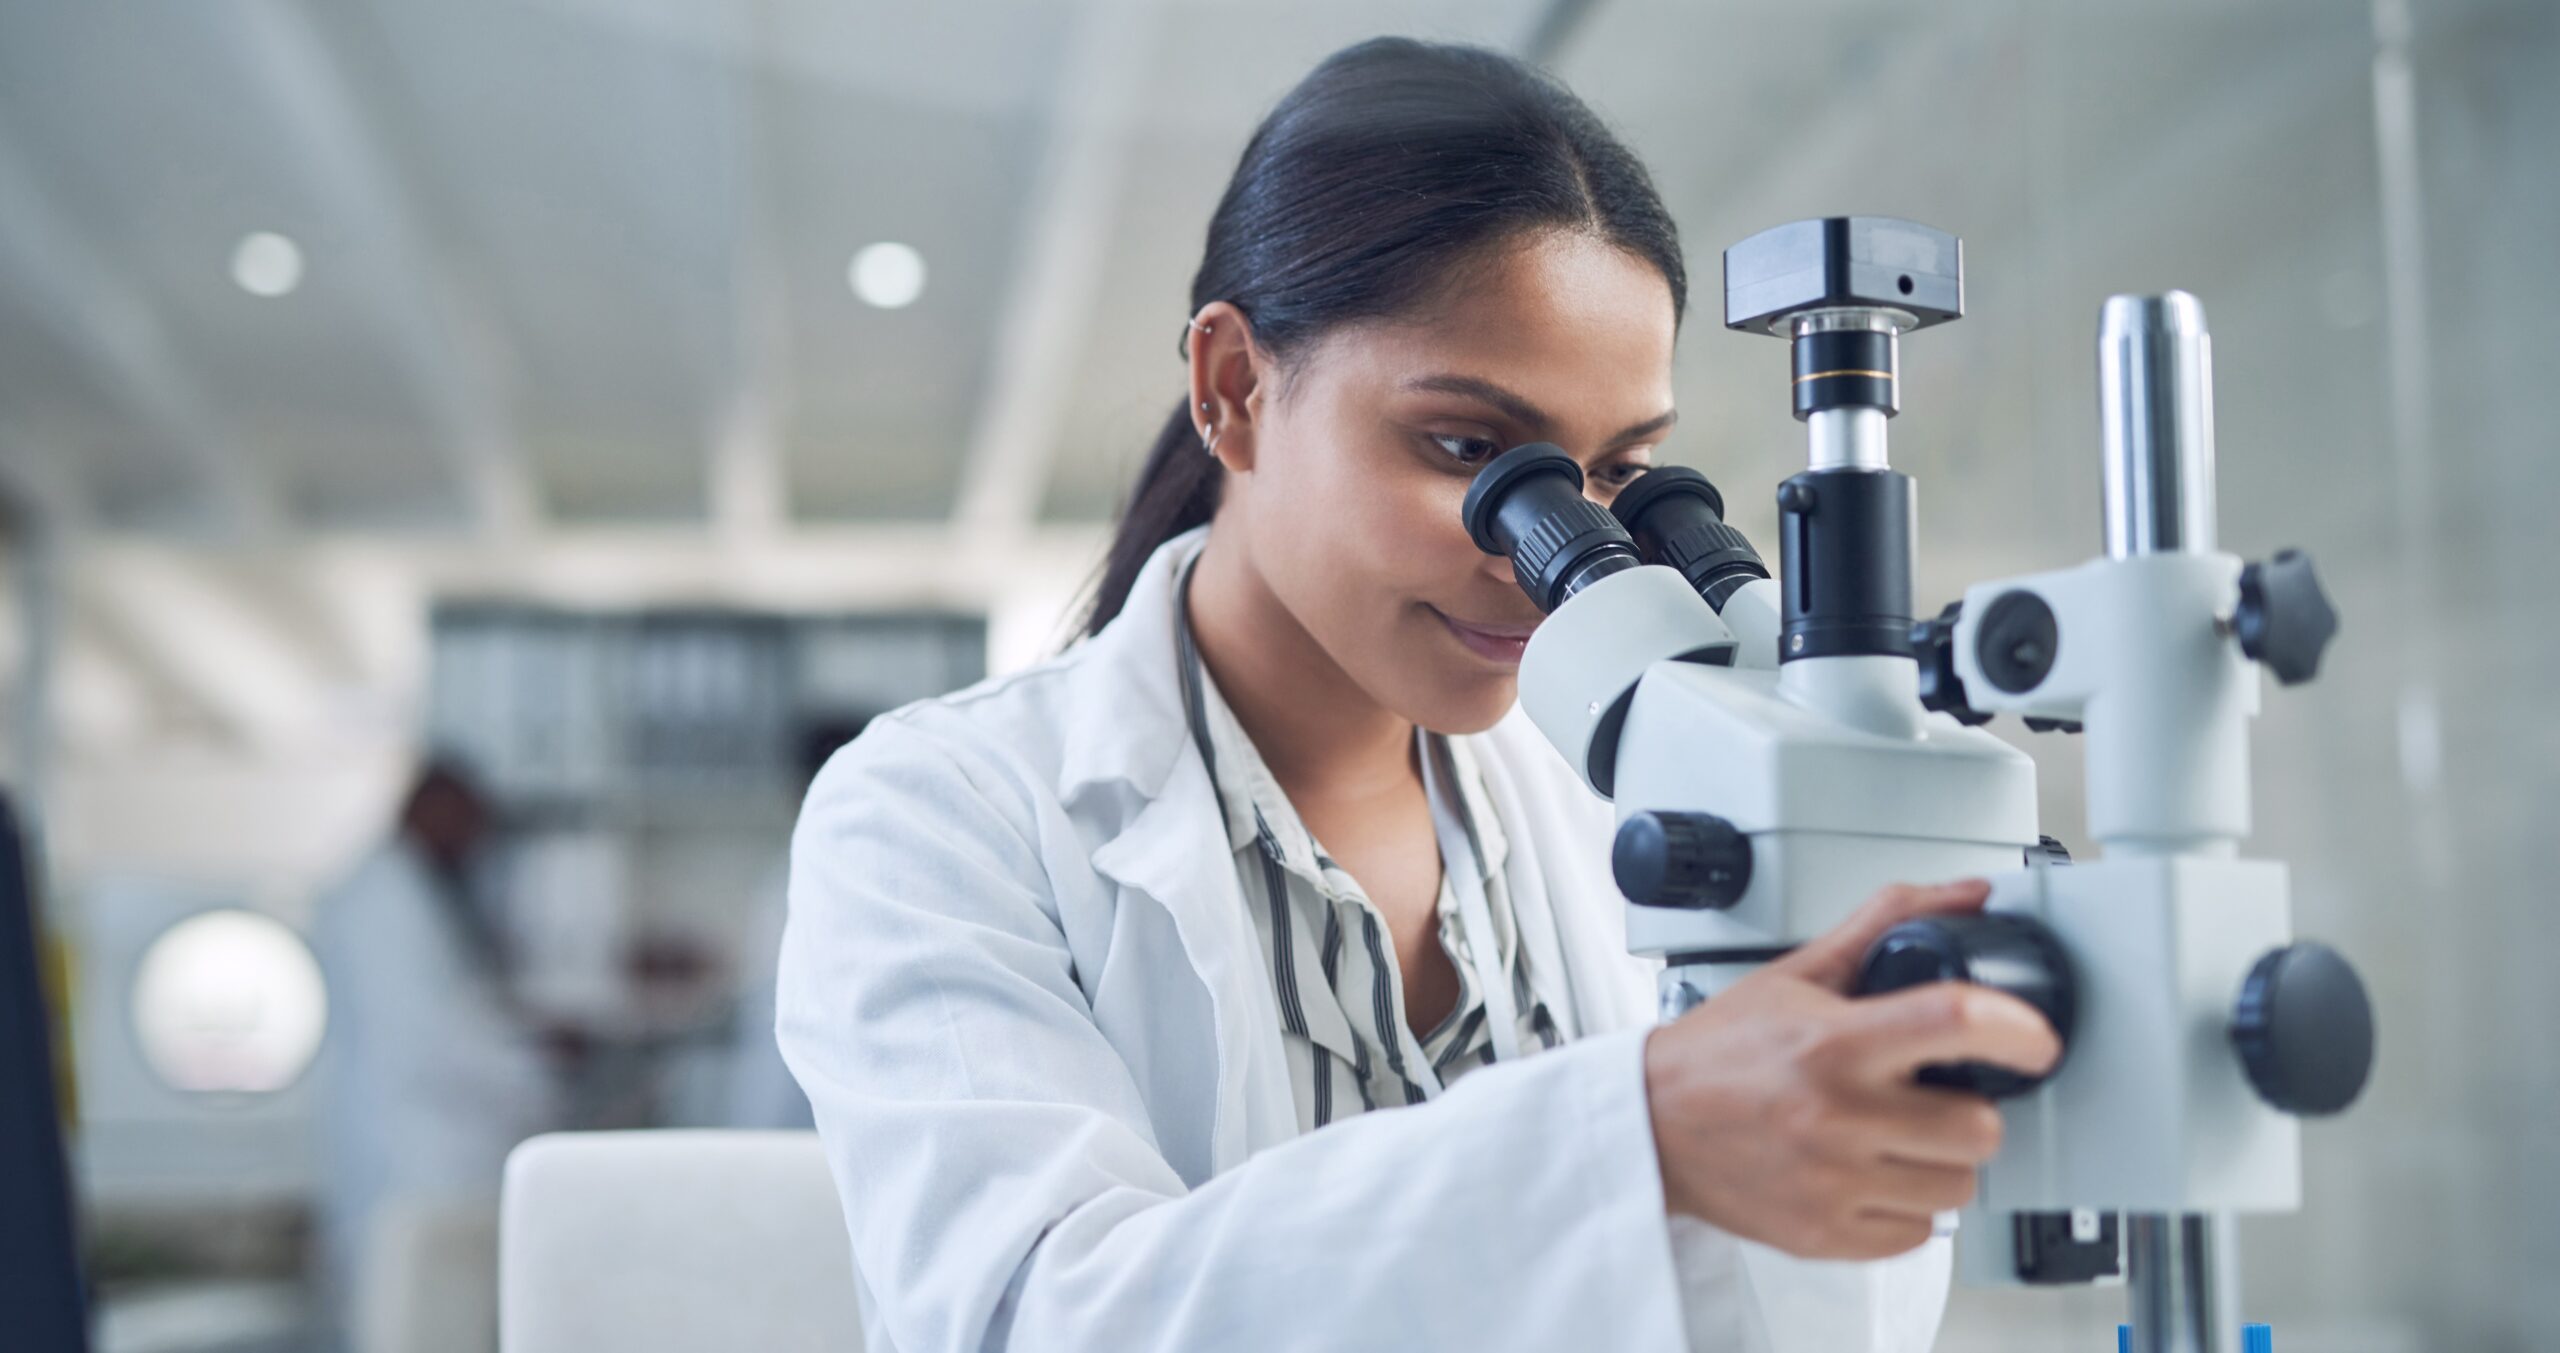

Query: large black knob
(1856, 913), (2076, 1099)
(2230, 941), (2374, 1116)
(1462, 444), (1641, 612)
(2234, 549), (2338, 686)
(1613, 811), (1752, 911)
(1911, 601), (1990, 726)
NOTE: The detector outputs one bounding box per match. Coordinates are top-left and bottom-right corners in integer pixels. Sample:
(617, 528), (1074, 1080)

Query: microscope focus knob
(2234, 549), (2339, 685)
(1612, 811), (1753, 910)
(1856, 914), (2076, 1099)
(1911, 601), (1990, 726)
(2230, 941), (2375, 1116)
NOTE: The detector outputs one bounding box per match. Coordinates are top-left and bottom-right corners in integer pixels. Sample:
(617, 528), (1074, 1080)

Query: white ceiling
(0, 0), (2491, 540)
(0, 0), (1563, 536)
(0, 0), (2537, 753)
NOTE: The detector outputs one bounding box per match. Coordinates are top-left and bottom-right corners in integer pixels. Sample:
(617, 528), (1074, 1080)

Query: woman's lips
(1432, 607), (1537, 665)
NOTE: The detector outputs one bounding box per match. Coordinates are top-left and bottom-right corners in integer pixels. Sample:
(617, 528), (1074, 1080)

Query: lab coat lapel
(1058, 527), (1294, 1170)
(1084, 752), (1293, 1171)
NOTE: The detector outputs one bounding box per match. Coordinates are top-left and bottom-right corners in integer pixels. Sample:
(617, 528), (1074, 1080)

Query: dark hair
(1081, 36), (1689, 636)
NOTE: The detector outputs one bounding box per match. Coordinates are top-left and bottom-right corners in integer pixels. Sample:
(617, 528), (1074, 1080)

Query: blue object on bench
(2119, 1321), (2275, 1350)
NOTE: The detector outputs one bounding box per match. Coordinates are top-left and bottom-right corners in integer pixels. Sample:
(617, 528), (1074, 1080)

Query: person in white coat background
(312, 763), (565, 1352)
(778, 36), (2060, 1353)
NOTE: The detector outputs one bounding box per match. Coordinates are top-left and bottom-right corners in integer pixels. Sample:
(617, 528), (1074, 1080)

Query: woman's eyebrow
(1613, 408), (1679, 443)
(1402, 373), (1676, 444)
(1403, 374), (1551, 432)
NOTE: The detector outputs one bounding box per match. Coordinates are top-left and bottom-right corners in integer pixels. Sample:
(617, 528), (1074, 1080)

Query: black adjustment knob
(2230, 941), (2375, 1116)
(2234, 549), (2339, 686)
(1612, 811), (1753, 911)
(1856, 913), (2076, 1099)
(1911, 601), (1990, 726)
(1974, 590), (2061, 695)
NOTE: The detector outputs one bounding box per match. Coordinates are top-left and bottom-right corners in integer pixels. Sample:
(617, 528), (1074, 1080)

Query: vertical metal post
(2106, 293), (2244, 1350)
(2127, 1213), (2238, 1353)
(2099, 291), (2218, 558)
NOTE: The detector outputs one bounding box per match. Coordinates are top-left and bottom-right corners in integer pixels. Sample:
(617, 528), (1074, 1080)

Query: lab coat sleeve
(776, 715), (1692, 1353)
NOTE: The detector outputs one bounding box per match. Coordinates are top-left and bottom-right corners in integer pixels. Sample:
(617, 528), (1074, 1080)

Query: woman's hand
(1642, 878), (2061, 1260)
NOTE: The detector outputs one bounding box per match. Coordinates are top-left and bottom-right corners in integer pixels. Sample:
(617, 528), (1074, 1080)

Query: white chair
(499, 1130), (863, 1353)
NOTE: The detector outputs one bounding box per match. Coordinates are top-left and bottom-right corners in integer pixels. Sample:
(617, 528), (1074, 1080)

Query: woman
(779, 36), (2057, 1353)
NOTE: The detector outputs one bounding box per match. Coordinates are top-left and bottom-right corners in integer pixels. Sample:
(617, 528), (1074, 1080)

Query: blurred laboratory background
(0, 1), (2551, 1350)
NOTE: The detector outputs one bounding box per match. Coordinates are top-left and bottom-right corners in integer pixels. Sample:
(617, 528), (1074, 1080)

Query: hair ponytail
(1080, 36), (1686, 638)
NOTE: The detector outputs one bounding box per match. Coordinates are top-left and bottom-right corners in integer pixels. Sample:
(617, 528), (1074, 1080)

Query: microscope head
(1460, 443), (1744, 797)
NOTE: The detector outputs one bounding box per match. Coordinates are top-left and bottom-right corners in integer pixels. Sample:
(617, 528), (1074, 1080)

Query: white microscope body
(1462, 219), (2371, 1353)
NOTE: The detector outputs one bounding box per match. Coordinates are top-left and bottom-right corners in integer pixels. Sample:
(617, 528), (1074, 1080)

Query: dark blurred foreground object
(0, 792), (91, 1351)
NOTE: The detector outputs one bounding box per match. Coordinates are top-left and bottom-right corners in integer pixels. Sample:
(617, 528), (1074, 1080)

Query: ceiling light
(231, 231), (305, 298)
(848, 241), (925, 309)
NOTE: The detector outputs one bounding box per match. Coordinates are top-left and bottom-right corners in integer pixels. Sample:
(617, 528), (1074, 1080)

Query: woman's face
(1220, 231), (1681, 735)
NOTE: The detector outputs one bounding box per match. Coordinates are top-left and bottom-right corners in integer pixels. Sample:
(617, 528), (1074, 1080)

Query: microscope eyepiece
(1610, 466), (1770, 613)
(1462, 444), (1640, 613)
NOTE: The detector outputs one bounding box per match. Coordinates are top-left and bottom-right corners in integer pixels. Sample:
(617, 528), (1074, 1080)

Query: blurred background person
(310, 761), (561, 1353)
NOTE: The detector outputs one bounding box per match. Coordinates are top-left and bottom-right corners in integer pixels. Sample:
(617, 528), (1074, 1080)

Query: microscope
(1460, 218), (2375, 1353)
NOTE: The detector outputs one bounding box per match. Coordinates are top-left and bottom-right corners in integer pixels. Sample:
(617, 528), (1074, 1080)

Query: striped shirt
(1174, 565), (1562, 1132)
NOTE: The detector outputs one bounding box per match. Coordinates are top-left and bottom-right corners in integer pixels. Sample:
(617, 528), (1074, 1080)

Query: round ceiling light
(230, 231), (305, 298)
(848, 241), (925, 309)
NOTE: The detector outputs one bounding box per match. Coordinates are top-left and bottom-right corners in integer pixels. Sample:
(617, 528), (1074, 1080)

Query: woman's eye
(1429, 433), (1505, 466)
(1593, 460), (1651, 489)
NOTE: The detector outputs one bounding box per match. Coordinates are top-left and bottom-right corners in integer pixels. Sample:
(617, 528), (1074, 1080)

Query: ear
(1186, 300), (1267, 474)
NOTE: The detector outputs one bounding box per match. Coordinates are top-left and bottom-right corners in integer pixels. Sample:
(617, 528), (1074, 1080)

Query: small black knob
(2230, 941), (2375, 1116)
(1911, 601), (1990, 726)
(2234, 549), (2339, 686)
(1613, 811), (1753, 910)
(1974, 590), (2061, 695)
(1856, 913), (2076, 1099)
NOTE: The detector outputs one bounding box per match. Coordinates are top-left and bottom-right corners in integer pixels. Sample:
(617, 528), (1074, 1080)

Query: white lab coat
(778, 527), (1951, 1353)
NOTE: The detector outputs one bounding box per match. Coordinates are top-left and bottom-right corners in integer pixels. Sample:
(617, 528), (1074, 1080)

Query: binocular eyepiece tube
(1464, 444), (1769, 616)
(1609, 465), (1770, 612)
(1461, 444), (1641, 613)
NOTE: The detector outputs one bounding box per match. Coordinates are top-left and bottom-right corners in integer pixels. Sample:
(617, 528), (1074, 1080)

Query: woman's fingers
(1819, 1209), (1943, 1262)
(1772, 879), (1993, 991)
(1861, 1155), (1981, 1218)
(1835, 980), (2063, 1085)
(1856, 1085), (2008, 1168)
